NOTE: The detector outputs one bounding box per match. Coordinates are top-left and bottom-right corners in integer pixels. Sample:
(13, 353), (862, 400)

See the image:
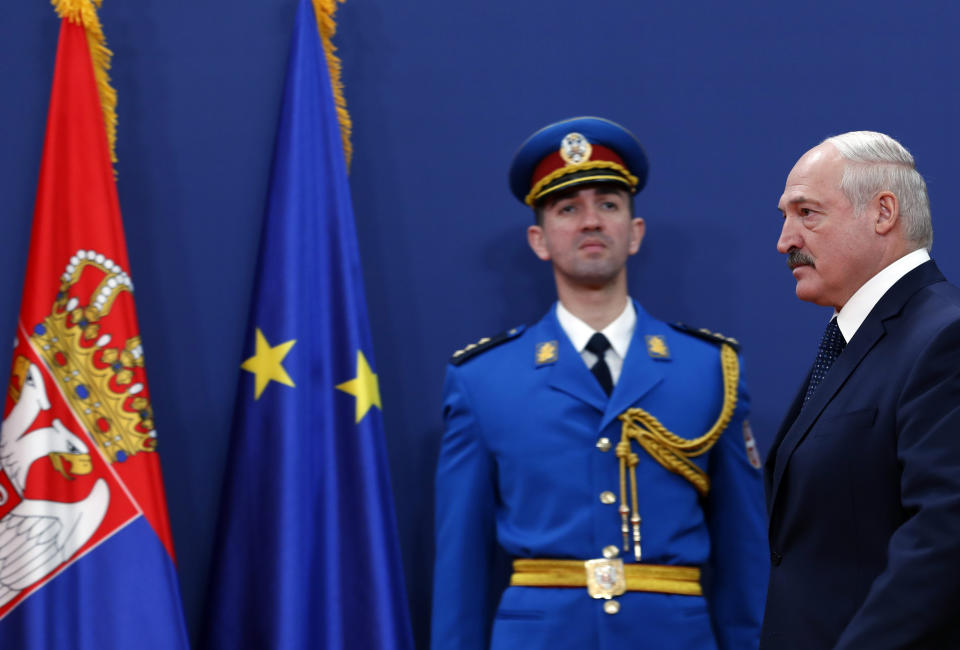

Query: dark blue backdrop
(2, 2), (959, 647)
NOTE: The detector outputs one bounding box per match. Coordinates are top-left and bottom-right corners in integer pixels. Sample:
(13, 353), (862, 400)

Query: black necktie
(803, 318), (846, 404)
(585, 333), (614, 396)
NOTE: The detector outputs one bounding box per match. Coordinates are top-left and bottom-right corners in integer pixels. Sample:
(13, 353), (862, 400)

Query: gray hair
(823, 131), (932, 250)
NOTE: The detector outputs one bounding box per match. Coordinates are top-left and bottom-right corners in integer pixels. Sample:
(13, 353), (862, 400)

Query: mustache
(786, 249), (814, 270)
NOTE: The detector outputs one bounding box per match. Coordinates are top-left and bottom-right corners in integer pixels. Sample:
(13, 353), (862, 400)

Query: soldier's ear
(527, 224), (551, 261)
(628, 217), (646, 255)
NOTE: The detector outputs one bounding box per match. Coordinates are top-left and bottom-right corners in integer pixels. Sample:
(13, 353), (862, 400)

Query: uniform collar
(555, 298), (636, 359)
(836, 248), (930, 343)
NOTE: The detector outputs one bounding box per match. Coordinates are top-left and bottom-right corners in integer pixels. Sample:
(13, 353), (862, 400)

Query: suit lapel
(536, 301), (666, 424)
(764, 374), (806, 500)
(767, 260), (945, 517)
(767, 316), (885, 511)
(536, 306), (609, 414)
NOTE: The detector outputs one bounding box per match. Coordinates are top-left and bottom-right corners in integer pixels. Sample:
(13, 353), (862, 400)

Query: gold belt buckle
(584, 558), (627, 599)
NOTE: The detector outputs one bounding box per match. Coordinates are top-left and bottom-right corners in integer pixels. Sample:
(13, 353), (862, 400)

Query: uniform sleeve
(430, 365), (499, 650)
(705, 372), (768, 650)
(834, 320), (960, 649)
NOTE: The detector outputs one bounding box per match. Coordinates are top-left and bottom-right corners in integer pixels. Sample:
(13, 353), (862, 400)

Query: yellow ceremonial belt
(510, 558), (702, 598)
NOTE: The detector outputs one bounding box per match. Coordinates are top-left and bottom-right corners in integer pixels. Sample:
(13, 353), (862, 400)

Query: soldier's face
(527, 185), (644, 290)
(777, 144), (880, 310)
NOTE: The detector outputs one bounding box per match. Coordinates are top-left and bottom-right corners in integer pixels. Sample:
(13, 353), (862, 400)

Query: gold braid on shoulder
(614, 343), (739, 560)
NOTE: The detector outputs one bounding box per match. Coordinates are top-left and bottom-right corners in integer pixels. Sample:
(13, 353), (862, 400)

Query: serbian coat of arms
(0, 250), (158, 616)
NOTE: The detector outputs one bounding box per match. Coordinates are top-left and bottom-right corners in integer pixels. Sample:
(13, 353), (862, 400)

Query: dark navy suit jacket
(762, 261), (960, 649)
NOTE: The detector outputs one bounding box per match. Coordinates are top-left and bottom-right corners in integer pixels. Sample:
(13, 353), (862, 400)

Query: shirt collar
(836, 248), (930, 342)
(555, 299), (636, 358)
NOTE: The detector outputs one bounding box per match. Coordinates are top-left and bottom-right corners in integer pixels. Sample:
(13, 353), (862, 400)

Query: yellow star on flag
(241, 328), (297, 399)
(336, 350), (382, 423)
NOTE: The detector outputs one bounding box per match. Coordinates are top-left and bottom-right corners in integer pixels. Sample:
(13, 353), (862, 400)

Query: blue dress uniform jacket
(762, 261), (960, 649)
(432, 301), (767, 650)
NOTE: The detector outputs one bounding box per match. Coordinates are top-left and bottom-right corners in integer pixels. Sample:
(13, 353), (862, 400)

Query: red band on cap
(530, 144), (627, 190)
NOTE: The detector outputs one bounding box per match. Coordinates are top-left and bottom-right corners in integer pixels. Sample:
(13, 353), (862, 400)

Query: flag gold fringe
(47, 0), (351, 170)
(312, 0), (353, 167)
(50, 0), (118, 166)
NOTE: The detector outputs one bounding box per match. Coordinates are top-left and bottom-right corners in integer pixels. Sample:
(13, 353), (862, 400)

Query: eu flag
(204, 0), (414, 647)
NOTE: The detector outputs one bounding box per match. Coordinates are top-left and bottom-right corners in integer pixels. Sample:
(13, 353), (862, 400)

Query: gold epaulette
(449, 325), (525, 366)
(669, 322), (740, 350)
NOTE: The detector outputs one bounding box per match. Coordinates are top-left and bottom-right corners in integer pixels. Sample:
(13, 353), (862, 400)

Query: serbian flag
(0, 2), (189, 648)
(204, 0), (414, 647)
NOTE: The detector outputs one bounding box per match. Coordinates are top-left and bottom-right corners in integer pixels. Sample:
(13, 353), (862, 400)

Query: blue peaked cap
(508, 116), (649, 206)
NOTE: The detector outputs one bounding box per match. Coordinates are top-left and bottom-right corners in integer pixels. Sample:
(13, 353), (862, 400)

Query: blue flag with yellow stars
(203, 0), (414, 647)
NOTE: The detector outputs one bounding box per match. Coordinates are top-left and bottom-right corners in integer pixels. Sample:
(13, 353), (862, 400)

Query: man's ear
(875, 191), (900, 236)
(627, 217), (646, 255)
(527, 224), (551, 260)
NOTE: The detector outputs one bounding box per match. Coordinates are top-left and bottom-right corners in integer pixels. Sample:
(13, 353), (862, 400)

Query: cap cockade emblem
(559, 132), (592, 165)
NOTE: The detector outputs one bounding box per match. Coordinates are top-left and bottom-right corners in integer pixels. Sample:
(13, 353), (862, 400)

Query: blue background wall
(2, 1), (959, 646)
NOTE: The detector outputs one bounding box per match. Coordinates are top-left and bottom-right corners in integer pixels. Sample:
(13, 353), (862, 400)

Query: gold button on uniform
(602, 545), (619, 559)
(600, 491), (616, 504)
(596, 437), (611, 452)
(603, 600), (620, 614)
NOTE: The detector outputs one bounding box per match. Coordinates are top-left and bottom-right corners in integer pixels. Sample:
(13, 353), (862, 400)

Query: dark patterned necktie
(803, 318), (846, 404)
(585, 333), (614, 396)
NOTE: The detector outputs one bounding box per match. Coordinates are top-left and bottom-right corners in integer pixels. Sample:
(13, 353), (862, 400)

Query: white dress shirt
(835, 248), (931, 343)
(556, 299), (636, 385)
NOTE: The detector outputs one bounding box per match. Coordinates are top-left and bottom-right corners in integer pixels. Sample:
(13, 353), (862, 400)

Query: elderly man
(431, 116), (767, 650)
(763, 131), (960, 648)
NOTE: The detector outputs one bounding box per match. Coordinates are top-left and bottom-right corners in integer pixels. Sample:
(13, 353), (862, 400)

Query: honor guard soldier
(431, 117), (767, 649)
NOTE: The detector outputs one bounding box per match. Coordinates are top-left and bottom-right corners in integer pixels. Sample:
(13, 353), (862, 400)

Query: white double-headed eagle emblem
(0, 362), (109, 608)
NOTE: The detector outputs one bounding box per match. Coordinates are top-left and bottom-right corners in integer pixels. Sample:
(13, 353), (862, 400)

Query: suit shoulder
(669, 322), (741, 352)
(449, 325), (526, 366)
